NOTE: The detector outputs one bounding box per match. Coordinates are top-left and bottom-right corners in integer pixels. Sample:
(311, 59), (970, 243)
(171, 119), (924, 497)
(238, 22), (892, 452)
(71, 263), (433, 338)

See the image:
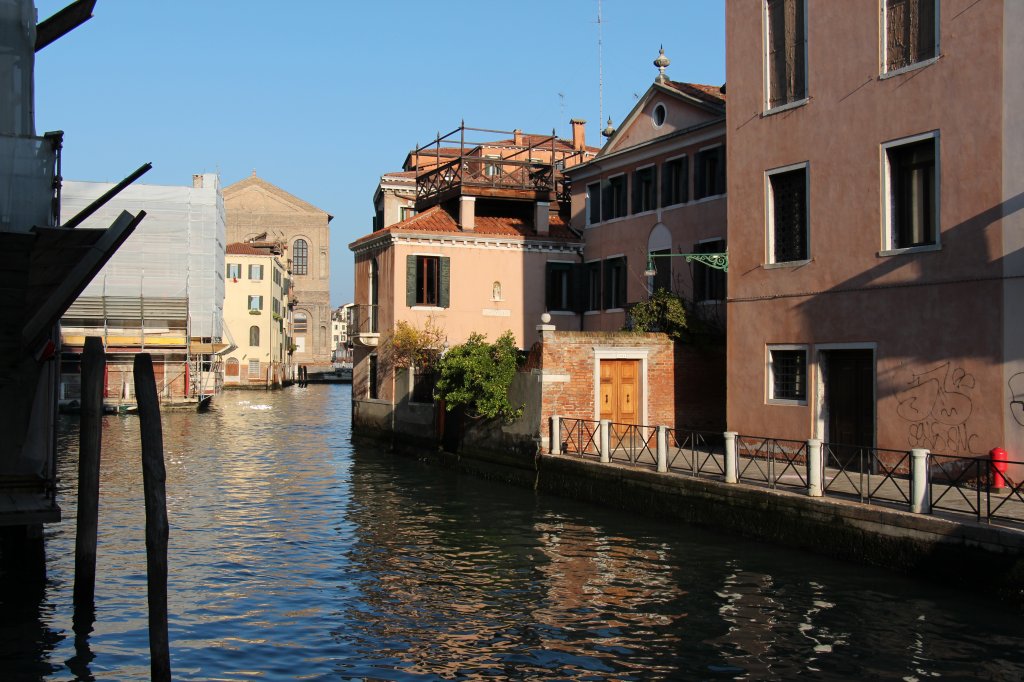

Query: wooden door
(599, 359), (640, 425)
(825, 350), (874, 471)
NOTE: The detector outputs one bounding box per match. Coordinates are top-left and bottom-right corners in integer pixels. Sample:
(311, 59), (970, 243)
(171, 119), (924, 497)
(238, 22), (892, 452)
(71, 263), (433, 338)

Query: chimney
(192, 174), (204, 188)
(534, 201), (550, 236)
(459, 195), (476, 231)
(513, 129), (523, 146)
(570, 119), (586, 151)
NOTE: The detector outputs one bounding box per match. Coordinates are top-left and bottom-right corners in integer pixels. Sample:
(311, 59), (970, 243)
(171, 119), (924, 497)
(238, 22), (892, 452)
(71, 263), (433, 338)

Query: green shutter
(406, 255), (417, 307)
(439, 257), (450, 308)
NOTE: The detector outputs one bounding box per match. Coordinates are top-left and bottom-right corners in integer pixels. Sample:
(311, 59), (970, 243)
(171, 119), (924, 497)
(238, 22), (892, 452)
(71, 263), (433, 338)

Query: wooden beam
(34, 0), (97, 52)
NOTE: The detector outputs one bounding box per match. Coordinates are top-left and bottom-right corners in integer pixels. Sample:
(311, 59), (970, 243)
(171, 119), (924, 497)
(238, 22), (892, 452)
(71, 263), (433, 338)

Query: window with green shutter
(406, 255), (450, 308)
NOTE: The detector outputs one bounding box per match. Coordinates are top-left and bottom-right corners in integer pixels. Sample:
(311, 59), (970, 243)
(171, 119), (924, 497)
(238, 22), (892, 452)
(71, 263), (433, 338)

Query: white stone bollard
(657, 425), (668, 473)
(724, 431), (738, 483)
(600, 419), (611, 463)
(910, 448), (931, 514)
(807, 439), (823, 497)
(550, 415), (561, 455)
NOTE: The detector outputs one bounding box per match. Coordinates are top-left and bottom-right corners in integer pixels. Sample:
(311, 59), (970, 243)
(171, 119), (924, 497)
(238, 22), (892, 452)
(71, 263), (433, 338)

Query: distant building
(224, 173), (333, 370)
(60, 174), (226, 407)
(222, 242), (292, 388)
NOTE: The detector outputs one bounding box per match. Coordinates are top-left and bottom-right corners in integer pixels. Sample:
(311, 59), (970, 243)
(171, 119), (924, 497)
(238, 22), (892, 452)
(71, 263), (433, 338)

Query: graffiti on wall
(896, 362), (980, 455)
(1010, 373), (1024, 428)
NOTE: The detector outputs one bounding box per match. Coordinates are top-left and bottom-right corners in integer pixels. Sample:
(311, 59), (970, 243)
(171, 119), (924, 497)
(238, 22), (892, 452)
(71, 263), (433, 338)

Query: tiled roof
(349, 205), (579, 249)
(487, 135), (600, 154)
(663, 80), (726, 105)
(226, 242), (277, 256)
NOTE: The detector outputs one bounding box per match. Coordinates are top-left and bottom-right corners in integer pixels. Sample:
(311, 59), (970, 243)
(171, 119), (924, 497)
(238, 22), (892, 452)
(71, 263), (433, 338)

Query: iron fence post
(724, 432), (738, 483)
(657, 426), (668, 473)
(600, 420), (611, 463)
(550, 415), (560, 455)
(910, 448), (931, 514)
(807, 439), (823, 497)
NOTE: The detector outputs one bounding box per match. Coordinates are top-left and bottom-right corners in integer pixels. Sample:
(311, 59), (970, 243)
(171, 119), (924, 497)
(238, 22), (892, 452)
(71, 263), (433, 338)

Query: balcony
(347, 304), (379, 347)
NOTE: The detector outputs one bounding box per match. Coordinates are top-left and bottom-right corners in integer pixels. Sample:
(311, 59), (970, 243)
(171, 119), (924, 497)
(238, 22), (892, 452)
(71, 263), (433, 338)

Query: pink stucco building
(725, 0), (1024, 464)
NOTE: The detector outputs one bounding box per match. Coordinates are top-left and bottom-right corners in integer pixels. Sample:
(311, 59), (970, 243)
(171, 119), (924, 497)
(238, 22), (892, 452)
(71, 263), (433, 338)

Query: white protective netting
(61, 174), (226, 338)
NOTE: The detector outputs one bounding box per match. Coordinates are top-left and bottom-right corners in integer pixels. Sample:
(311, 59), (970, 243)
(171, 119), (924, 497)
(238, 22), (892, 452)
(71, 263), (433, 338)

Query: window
(767, 164), (809, 263)
(649, 248), (672, 294)
(652, 103), (667, 127)
(695, 146), (726, 199)
(693, 239), (727, 302)
(484, 155), (501, 178)
(406, 255), (450, 308)
(768, 347), (807, 402)
(884, 0), (937, 73)
(632, 166), (656, 214)
(293, 239), (308, 275)
(602, 175), (627, 220)
(765, 0), (807, 109)
(884, 134), (937, 250)
(248, 359), (261, 379)
(249, 325), (260, 346)
(586, 261), (602, 311)
(604, 256), (627, 310)
(546, 262), (575, 312)
(411, 367), (437, 404)
(586, 182), (601, 225)
(272, 298), (281, 316)
(400, 206), (417, 221)
(248, 295), (263, 312)
(249, 264), (263, 281)
(294, 312), (308, 334)
(273, 267), (282, 285)
(227, 263), (241, 279)
(662, 156), (688, 207)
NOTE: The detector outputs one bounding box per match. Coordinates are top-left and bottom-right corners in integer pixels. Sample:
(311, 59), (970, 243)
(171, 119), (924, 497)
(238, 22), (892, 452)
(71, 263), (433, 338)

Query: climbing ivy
(434, 331), (523, 422)
(627, 289), (688, 341)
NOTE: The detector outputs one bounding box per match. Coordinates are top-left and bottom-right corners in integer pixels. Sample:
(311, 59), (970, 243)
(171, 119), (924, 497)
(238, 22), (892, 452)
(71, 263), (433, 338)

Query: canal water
(2, 385), (1023, 680)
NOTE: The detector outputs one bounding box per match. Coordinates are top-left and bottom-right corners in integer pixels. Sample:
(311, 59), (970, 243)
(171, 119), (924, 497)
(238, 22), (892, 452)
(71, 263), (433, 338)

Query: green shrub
(434, 331), (523, 422)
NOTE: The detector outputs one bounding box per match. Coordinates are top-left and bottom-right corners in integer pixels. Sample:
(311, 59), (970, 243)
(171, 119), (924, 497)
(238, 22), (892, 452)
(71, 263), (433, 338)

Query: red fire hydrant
(990, 447), (1009, 493)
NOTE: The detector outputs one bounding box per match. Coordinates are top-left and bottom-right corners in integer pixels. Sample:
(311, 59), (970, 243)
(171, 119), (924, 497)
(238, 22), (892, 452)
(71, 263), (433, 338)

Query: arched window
(249, 325), (260, 346)
(293, 239), (309, 275)
(294, 312), (308, 334)
(319, 325), (327, 350)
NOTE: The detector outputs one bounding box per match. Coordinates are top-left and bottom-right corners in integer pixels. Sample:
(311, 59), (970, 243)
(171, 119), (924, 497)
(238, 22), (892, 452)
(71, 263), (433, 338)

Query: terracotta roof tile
(349, 205), (579, 249)
(226, 242), (279, 256)
(663, 80), (726, 105)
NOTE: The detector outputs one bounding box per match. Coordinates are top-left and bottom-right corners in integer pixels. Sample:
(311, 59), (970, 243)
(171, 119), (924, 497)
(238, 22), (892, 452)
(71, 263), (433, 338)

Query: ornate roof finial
(601, 116), (616, 138)
(654, 45), (670, 83)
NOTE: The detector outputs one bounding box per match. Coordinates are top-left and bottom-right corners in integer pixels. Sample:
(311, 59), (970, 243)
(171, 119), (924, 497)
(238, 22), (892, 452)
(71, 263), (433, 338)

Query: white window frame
(248, 359), (261, 378)
(248, 294), (263, 312)
(765, 161), (810, 267)
(880, 130), (940, 256)
(651, 102), (667, 128)
(762, 0), (810, 115)
(227, 263), (241, 279)
(767, 344), (809, 406)
(249, 264), (263, 281)
(879, 0), (940, 78)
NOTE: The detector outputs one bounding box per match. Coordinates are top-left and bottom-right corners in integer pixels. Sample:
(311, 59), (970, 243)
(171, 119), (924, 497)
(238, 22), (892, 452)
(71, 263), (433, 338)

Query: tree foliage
(385, 318), (446, 370)
(434, 331), (523, 422)
(627, 289), (688, 341)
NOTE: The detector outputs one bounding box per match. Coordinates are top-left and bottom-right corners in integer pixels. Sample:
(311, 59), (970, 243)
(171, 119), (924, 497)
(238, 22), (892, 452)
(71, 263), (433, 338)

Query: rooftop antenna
(597, 0), (604, 130)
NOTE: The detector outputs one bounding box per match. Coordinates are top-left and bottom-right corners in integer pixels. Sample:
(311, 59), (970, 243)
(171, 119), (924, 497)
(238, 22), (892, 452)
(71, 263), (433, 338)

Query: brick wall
(537, 330), (675, 446)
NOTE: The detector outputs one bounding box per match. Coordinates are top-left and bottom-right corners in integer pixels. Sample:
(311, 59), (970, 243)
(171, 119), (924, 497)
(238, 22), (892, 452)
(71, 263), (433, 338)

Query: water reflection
(0, 385), (1020, 680)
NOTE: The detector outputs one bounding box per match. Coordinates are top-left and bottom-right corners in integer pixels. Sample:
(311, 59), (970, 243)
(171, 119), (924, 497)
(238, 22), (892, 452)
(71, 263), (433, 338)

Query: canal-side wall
(380, 437), (1024, 606)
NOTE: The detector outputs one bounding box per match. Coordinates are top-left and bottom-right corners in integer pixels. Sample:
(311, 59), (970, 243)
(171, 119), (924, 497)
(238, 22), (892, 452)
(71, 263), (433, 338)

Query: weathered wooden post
(910, 448), (931, 514)
(73, 336), (104, 630)
(807, 439), (823, 497)
(133, 353), (171, 682)
(724, 432), (738, 483)
(599, 419), (611, 463)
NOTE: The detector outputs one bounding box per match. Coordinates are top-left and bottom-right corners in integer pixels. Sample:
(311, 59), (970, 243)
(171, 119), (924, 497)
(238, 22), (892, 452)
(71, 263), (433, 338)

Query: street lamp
(644, 250), (729, 277)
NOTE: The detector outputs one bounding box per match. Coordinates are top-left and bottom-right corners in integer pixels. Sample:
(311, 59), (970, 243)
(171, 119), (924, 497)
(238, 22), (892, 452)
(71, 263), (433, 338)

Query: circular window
(652, 103), (666, 127)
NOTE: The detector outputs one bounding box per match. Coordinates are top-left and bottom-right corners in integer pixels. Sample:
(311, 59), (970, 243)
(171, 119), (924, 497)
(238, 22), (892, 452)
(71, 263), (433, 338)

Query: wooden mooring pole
(133, 353), (171, 682)
(73, 336), (104, 630)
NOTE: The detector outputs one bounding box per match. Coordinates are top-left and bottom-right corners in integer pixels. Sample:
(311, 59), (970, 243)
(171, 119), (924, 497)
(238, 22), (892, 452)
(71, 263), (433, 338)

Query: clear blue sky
(33, 0), (725, 306)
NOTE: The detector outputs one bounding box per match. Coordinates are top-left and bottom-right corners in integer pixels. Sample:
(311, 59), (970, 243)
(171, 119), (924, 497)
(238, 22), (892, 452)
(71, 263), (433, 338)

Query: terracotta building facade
(725, 0), (1023, 463)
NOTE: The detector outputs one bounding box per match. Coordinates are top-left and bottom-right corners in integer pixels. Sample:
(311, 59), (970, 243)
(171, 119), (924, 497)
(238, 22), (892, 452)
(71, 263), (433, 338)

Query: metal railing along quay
(551, 416), (1024, 529)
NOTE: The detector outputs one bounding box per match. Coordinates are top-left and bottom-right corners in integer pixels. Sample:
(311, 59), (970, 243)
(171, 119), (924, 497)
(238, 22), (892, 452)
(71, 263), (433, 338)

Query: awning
(189, 341), (231, 355)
